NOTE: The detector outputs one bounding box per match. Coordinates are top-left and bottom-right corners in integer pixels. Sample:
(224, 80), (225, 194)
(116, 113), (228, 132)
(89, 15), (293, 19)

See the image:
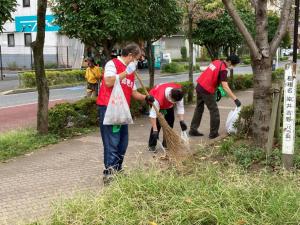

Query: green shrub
(180, 46), (187, 60)
(19, 69), (86, 88)
(177, 81), (194, 103)
(130, 88), (149, 118)
(48, 98), (98, 135)
(242, 56), (251, 65)
(44, 62), (58, 69)
(228, 74), (253, 90)
(183, 64), (200, 71)
(172, 58), (189, 62)
(162, 62), (186, 73)
(280, 56), (289, 61)
(272, 68), (284, 81)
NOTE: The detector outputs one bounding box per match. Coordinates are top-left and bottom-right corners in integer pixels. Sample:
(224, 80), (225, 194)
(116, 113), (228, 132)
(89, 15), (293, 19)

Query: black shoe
(103, 174), (114, 186)
(148, 146), (157, 153)
(209, 133), (219, 139)
(189, 129), (204, 137)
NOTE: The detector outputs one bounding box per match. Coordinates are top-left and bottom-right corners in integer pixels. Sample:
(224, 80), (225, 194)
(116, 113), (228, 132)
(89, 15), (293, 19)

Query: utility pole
(0, 45), (3, 80)
(293, 0), (299, 64)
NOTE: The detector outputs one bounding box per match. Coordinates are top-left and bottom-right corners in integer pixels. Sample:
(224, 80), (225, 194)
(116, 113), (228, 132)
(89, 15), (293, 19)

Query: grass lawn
(0, 127), (97, 162)
(31, 140), (300, 225)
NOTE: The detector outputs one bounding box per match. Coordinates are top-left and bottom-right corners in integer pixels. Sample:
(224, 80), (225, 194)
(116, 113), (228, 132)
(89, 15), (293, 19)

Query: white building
(0, 0), (83, 69)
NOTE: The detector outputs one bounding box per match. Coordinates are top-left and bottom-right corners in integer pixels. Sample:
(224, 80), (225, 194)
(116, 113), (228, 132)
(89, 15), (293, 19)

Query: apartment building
(0, 0), (83, 69)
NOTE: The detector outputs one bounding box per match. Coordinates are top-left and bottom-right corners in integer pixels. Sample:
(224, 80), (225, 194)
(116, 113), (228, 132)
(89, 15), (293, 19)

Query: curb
(0, 83), (85, 95)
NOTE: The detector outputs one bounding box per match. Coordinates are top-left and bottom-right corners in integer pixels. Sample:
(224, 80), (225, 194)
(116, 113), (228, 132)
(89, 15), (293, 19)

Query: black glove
(145, 95), (155, 105)
(215, 89), (222, 102)
(234, 99), (241, 107)
(179, 120), (187, 131)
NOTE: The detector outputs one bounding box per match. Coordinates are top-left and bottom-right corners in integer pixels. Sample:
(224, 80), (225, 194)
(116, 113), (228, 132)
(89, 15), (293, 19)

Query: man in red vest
(97, 43), (154, 184)
(189, 55), (241, 139)
(148, 82), (187, 152)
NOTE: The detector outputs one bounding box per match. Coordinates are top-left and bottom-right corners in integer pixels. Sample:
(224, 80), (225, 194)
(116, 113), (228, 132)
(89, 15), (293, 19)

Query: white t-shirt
(149, 87), (184, 118)
(104, 56), (137, 90)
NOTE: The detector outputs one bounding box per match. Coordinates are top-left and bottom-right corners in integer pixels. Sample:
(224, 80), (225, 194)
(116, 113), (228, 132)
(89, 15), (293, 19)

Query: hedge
(19, 69), (86, 88)
(48, 81), (194, 135)
(48, 69), (284, 135)
(162, 62), (200, 73)
(49, 97), (98, 136)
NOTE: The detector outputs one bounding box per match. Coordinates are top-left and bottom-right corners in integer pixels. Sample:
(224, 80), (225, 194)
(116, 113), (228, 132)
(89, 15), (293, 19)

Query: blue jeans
(98, 106), (129, 175)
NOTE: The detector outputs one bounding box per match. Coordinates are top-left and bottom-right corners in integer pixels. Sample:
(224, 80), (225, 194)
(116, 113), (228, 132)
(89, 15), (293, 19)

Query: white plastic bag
(225, 107), (241, 134)
(103, 76), (133, 125)
(181, 131), (189, 144)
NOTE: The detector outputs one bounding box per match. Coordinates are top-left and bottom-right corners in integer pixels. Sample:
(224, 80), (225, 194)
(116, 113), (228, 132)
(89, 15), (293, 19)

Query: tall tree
(31, 0), (48, 134)
(179, 0), (221, 102)
(0, 0), (17, 32)
(193, 9), (254, 59)
(51, 0), (182, 87)
(129, 0), (182, 88)
(222, 0), (292, 147)
(51, 0), (133, 59)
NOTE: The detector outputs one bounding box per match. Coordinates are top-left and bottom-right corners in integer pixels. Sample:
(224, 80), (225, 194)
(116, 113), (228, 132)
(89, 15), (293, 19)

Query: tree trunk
(251, 0), (273, 147)
(31, 0), (48, 134)
(187, 12), (194, 103)
(251, 57), (273, 147)
(205, 44), (219, 60)
(146, 40), (155, 88)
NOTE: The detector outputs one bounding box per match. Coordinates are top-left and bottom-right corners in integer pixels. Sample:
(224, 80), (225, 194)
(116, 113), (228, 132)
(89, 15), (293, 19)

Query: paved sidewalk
(0, 90), (253, 225)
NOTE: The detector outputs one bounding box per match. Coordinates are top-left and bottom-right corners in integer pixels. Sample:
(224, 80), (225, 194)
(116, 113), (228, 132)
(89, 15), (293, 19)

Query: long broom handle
(134, 71), (150, 96)
(134, 71), (160, 113)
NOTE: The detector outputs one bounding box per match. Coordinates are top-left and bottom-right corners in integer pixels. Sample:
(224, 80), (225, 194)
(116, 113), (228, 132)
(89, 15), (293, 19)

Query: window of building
(7, 34), (15, 47)
(24, 33), (32, 46)
(23, 0), (30, 7)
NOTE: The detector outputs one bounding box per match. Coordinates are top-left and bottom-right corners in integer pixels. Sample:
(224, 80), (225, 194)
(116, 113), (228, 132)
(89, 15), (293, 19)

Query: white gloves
(125, 61), (137, 74)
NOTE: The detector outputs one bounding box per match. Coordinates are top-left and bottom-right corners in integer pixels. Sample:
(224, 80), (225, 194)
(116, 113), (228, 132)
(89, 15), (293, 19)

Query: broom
(134, 72), (189, 164)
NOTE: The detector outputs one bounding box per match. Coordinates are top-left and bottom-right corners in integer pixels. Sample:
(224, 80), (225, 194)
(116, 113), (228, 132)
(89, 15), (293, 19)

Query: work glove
(145, 95), (155, 105)
(125, 61), (137, 74)
(179, 120), (188, 131)
(234, 99), (241, 107)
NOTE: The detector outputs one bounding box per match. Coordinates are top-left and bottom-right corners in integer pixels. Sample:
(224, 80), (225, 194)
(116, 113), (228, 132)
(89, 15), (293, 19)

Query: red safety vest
(149, 83), (182, 109)
(197, 60), (227, 94)
(97, 58), (135, 106)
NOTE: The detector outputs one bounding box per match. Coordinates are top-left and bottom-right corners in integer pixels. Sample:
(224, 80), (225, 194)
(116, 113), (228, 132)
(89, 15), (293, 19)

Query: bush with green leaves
(162, 62), (186, 73)
(242, 56), (251, 65)
(180, 46), (187, 60)
(280, 56), (289, 61)
(48, 98), (98, 135)
(271, 68), (284, 81)
(162, 62), (200, 73)
(19, 69), (86, 88)
(229, 74), (253, 90)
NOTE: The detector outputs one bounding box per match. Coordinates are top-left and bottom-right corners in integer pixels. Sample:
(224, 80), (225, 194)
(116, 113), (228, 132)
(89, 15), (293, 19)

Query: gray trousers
(190, 91), (220, 136)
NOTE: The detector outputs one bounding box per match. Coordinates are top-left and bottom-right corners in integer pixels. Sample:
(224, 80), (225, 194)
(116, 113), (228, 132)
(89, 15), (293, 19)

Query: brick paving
(0, 90), (253, 224)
